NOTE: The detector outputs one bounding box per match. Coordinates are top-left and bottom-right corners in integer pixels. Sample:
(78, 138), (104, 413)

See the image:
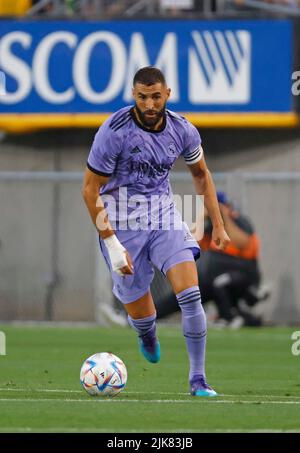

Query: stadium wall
(1, 16), (300, 324)
(0, 130), (300, 324)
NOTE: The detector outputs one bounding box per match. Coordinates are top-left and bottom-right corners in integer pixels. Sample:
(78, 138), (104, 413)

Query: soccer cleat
(138, 331), (161, 363)
(190, 375), (218, 397)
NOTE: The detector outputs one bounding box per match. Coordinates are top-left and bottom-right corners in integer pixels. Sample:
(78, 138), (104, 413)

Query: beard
(134, 103), (166, 128)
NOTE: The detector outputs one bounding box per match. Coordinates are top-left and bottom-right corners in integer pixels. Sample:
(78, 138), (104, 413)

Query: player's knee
(128, 310), (157, 321)
(179, 299), (204, 317)
(167, 262), (198, 294)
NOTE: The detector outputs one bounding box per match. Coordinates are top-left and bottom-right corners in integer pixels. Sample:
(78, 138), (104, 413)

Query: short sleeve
(181, 122), (203, 165)
(87, 121), (122, 176)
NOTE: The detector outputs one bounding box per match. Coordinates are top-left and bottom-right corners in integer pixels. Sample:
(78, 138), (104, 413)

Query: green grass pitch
(0, 324), (299, 433)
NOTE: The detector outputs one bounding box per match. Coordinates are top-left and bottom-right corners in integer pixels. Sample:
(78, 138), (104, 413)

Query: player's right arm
(82, 168), (113, 238)
(82, 167), (133, 276)
(181, 121), (230, 250)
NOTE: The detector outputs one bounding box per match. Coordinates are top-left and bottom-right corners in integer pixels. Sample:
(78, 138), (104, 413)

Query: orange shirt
(200, 214), (260, 260)
(208, 234), (260, 260)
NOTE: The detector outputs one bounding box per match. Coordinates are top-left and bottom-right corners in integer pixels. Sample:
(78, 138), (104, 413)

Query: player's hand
(119, 251), (134, 276)
(103, 235), (134, 277)
(212, 226), (230, 251)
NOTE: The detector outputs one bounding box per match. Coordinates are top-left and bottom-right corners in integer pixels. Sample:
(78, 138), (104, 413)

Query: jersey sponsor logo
(130, 159), (172, 178)
(188, 30), (251, 104)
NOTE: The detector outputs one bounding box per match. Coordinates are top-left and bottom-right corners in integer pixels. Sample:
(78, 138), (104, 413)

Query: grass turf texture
(0, 325), (299, 433)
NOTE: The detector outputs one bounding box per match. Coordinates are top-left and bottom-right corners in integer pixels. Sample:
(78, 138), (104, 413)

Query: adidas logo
(130, 146), (142, 154)
(184, 232), (193, 241)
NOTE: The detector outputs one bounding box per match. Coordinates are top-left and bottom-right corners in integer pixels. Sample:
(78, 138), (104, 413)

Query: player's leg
(99, 230), (160, 363)
(165, 256), (217, 397)
(148, 217), (217, 396)
(124, 291), (160, 363)
(124, 290), (156, 319)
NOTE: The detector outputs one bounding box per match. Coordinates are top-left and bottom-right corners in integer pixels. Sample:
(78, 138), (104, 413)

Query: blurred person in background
(159, 0), (195, 15)
(197, 191), (265, 328)
(232, 0), (300, 8)
(155, 192), (268, 327)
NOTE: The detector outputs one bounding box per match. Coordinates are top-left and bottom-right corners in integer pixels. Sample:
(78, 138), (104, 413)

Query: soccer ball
(80, 352), (127, 397)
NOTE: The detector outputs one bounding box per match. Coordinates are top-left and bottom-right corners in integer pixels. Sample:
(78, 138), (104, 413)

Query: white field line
(0, 388), (300, 399)
(1, 398), (300, 404)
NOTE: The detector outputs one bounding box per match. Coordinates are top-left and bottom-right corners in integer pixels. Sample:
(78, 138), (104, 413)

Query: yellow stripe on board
(185, 112), (300, 128)
(0, 112), (299, 133)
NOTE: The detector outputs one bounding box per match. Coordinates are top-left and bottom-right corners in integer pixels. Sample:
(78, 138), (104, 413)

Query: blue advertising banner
(0, 19), (296, 130)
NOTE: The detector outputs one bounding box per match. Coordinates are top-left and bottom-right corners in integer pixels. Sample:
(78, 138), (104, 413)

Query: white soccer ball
(80, 352), (127, 397)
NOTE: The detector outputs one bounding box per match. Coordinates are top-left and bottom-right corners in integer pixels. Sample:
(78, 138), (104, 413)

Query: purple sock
(127, 313), (157, 339)
(176, 286), (207, 383)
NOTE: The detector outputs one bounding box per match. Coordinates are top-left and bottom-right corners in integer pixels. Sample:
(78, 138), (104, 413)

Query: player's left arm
(188, 154), (230, 250)
(218, 203), (252, 249)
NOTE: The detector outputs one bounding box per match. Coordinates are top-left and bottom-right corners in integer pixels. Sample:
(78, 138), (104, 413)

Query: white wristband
(103, 235), (127, 275)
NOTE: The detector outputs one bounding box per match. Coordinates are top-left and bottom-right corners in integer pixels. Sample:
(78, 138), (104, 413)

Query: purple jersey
(87, 106), (202, 225)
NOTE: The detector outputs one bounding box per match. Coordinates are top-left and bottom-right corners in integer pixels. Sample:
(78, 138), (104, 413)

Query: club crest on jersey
(166, 142), (177, 157)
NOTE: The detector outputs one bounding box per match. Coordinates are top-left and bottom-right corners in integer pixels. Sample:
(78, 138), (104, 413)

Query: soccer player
(82, 66), (230, 397)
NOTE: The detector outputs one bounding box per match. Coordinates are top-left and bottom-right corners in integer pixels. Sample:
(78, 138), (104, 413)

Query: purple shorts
(99, 210), (200, 304)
